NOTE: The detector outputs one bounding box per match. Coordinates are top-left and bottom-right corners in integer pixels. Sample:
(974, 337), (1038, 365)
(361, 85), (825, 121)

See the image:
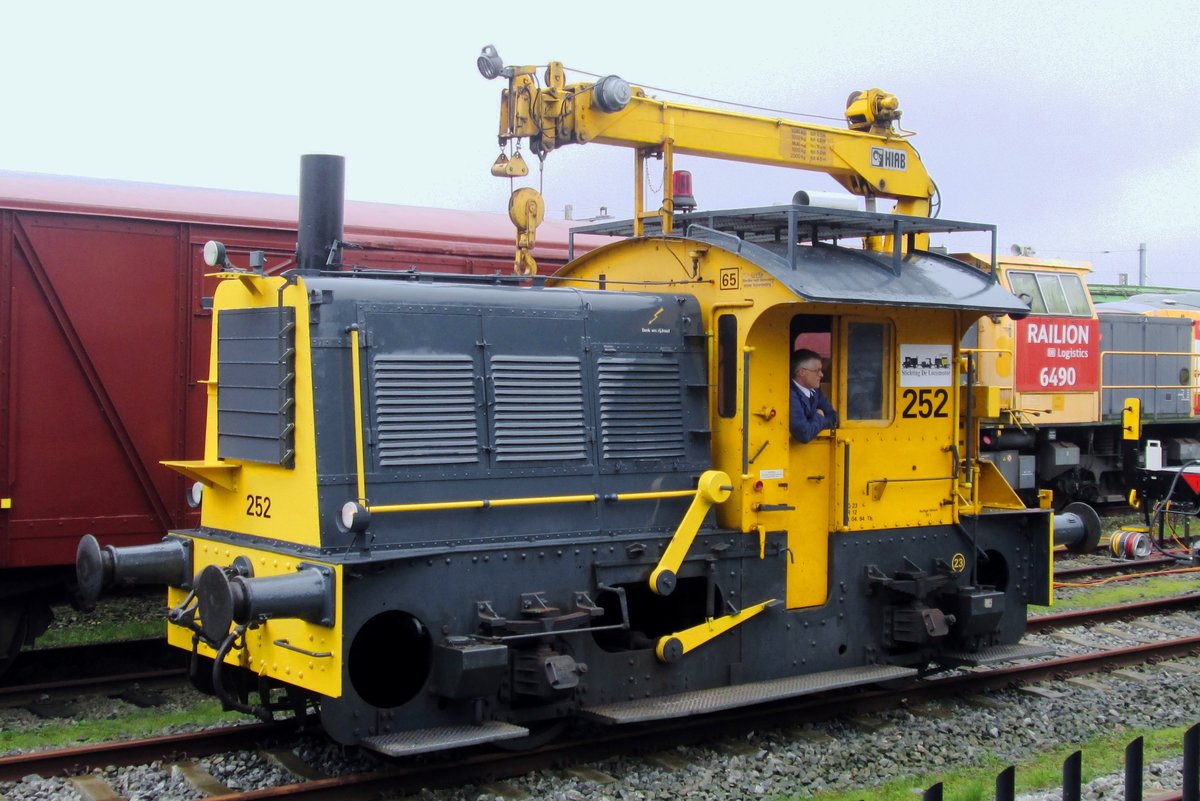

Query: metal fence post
(1184, 722), (1199, 801)
(1063, 750), (1082, 801)
(1126, 735), (1144, 801)
(995, 765), (1015, 801)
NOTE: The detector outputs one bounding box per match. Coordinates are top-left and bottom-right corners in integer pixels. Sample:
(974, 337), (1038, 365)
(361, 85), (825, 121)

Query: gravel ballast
(2, 580), (1197, 800)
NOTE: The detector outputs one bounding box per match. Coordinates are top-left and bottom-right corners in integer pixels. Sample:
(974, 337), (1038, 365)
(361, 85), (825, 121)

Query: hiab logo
(870, 147), (907, 171)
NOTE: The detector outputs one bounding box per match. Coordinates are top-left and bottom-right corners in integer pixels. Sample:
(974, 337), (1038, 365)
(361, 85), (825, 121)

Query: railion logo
(1025, 321), (1091, 345)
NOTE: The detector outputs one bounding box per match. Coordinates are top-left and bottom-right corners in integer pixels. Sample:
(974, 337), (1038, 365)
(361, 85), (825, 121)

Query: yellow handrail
(350, 328), (367, 503)
(1099, 348), (1197, 393)
(369, 487), (696, 515)
(345, 325), (708, 515)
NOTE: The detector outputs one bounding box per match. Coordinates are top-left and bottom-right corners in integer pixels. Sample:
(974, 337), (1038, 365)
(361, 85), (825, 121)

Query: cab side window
(716, 314), (738, 418)
(791, 314), (833, 395)
(1009, 270), (1091, 317)
(846, 321), (890, 421)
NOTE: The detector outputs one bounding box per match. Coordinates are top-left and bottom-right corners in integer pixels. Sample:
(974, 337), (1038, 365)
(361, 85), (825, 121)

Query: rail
(960, 345), (1014, 367)
(964, 344), (1200, 410)
(367, 487), (696, 515)
(1099, 347), (1199, 393)
(344, 329), (712, 516)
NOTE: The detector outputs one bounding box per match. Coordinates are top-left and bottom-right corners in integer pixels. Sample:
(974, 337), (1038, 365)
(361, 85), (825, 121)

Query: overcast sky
(3, 1), (1197, 287)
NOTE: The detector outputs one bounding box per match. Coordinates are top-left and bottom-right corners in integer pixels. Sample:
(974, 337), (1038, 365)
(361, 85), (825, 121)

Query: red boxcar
(0, 170), (593, 663)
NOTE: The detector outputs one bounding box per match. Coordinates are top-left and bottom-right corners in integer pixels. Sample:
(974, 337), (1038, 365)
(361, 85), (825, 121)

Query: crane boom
(482, 49), (935, 235)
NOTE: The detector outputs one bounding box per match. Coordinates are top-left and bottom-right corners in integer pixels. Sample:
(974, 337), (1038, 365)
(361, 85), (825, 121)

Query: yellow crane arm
(481, 48), (935, 232)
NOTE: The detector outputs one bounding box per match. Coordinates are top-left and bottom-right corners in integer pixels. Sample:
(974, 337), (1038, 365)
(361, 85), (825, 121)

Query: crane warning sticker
(900, 345), (952, 387)
(1014, 317), (1099, 392)
(870, 147), (908, 171)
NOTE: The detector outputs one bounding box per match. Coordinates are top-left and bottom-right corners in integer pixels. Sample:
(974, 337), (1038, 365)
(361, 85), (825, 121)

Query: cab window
(716, 314), (738, 418)
(845, 321), (890, 420)
(791, 315), (834, 396)
(1008, 270), (1090, 316)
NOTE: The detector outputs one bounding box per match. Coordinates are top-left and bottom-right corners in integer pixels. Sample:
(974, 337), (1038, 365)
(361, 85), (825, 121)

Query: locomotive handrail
(349, 326), (367, 504)
(346, 323), (722, 514)
(865, 472), (958, 500)
(959, 345), (1014, 373)
(366, 486), (699, 514)
(741, 347), (753, 476)
(1101, 383), (1199, 390)
(1099, 348), (1197, 391)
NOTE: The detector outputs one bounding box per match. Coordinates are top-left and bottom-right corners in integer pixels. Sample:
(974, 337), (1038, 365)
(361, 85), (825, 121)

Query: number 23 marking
(901, 388), (949, 418)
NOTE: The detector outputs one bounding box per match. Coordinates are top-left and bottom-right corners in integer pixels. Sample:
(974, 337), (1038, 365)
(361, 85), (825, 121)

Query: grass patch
(788, 725), (1191, 801)
(36, 619), (165, 648)
(1051, 574), (1200, 612)
(0, 700), (245, 754)
(32, 593), (166, 649)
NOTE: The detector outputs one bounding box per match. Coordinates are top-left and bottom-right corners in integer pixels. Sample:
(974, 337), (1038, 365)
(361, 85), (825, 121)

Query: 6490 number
(1037, 366), (1077, 387)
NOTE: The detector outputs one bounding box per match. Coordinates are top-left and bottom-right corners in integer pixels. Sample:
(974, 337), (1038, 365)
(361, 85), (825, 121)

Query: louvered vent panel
(217, 307), (296, 466)
(491, 356), (587, 462)
(373, 355), (478, 467)
(598, 358), (685, 460)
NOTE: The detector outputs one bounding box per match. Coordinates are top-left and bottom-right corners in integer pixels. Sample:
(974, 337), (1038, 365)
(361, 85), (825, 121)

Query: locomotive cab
(557, 206), (1056, 667)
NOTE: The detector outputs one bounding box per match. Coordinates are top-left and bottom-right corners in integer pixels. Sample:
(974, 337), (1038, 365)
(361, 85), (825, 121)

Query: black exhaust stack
(297, 154), (345, 273)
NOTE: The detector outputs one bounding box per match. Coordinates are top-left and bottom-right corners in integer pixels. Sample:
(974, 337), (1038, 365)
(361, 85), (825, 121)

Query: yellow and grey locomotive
(74, 151), (1082, 754)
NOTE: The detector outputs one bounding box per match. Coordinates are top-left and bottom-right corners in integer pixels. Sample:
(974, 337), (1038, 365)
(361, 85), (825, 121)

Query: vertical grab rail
(349, 325), (367, 504)
(741, 347), (753, 476)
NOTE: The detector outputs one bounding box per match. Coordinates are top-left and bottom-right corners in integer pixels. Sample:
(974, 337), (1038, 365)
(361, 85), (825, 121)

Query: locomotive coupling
(1052, 502), (1102, 554)
(193, 562), (335, 643)
(75, 534), (192, 609)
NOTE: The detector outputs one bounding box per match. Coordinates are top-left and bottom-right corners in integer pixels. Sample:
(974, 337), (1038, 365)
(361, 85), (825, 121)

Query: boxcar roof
(0, 170), (599, 258)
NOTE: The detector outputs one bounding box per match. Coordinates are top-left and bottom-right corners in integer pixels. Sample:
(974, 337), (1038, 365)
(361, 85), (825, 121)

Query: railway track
(3, 592), (1197, 800)
(1053, 554), (1181, 580)
(0, 638), (185, 709)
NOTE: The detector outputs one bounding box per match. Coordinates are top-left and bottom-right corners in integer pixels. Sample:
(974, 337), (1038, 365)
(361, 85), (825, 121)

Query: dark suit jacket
(790, 382), (838, 444)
